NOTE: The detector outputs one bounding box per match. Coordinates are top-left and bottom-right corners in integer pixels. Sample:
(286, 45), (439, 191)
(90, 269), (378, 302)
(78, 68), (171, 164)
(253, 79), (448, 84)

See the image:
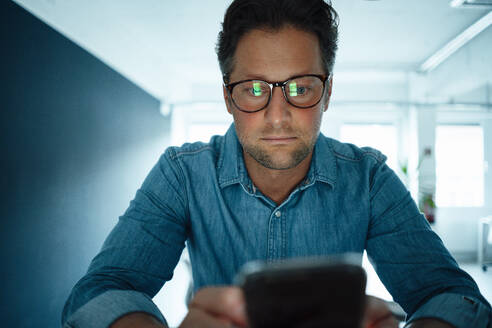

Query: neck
(243, 150), (313, 205)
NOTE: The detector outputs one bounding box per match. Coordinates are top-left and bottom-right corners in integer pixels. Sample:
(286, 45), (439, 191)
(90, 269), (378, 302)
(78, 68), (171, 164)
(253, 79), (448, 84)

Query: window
(339, 123), (398, 171)
(435, 124), (484, 207)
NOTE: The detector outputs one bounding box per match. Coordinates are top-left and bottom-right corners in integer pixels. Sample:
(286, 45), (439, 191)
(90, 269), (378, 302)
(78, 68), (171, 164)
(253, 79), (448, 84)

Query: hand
(179, 286), (248, 328)
(362, 295), (399, 328)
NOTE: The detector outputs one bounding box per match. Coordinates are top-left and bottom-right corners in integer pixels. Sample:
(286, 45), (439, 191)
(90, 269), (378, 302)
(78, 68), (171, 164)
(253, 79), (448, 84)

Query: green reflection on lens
(289, 82), (297, 97)
(253, 82), (262, 96)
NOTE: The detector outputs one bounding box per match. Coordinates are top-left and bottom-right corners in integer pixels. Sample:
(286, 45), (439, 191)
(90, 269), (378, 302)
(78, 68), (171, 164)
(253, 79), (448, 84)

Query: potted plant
(399, 147), (436, 224)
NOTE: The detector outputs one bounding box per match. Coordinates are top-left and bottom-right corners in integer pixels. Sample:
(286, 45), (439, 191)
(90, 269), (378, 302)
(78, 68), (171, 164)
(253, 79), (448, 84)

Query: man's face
(224, 26), (332, 170)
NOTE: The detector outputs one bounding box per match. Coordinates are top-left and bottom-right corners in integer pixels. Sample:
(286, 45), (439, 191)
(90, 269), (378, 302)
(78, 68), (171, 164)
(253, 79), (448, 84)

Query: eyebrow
(241, 74), (270, 81)
(240, 72), (322, 82)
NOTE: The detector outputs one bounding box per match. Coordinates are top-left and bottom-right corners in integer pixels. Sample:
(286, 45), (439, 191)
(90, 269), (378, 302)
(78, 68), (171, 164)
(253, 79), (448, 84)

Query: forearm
(110, 312), (168, 328)
(405, 318), (454, 328)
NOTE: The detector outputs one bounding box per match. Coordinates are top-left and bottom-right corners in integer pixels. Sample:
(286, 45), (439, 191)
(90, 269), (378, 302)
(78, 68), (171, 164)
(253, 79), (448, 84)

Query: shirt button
(275, 211), (281, 218)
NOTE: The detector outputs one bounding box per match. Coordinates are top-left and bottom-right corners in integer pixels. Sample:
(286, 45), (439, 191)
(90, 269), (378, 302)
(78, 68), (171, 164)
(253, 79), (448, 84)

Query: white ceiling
(12, 0), (492, 105)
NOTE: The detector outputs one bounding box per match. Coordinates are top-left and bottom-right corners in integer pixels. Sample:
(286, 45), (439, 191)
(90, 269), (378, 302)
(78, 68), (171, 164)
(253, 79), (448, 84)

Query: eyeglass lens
(231, 76), (324, 112)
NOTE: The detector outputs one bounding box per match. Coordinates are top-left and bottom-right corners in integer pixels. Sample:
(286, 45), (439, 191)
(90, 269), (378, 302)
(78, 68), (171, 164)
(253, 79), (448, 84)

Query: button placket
(268, 208), (285, 261)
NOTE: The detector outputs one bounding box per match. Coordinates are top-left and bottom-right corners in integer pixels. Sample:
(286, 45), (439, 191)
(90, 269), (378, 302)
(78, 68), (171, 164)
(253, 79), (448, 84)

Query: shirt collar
(217, 123), (337, 189)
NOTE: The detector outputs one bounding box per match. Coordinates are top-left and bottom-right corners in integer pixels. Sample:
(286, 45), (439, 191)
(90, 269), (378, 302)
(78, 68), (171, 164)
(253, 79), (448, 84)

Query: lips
(262, 136), (295, 140)
(261, 136), (297, 144)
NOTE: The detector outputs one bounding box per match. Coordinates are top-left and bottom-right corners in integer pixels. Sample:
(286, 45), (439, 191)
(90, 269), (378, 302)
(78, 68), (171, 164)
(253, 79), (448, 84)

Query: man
(62, 1), (491, 327)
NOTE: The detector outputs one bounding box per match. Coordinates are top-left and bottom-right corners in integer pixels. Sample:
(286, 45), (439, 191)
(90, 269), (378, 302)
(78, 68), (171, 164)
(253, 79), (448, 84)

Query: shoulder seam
(165, 148), (191, 223)
(169, 145), (215, 159)
(332, 149), (384, 163)
(175, 145), (215, 157)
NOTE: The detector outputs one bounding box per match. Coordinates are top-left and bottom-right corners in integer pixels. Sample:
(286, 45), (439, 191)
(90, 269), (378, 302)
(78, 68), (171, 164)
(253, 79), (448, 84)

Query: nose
(264, 86), (292, 128)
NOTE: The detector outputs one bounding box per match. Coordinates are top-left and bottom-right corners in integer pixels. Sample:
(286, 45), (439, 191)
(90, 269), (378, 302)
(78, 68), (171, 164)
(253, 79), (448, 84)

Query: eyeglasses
(224, 74), (329, 113)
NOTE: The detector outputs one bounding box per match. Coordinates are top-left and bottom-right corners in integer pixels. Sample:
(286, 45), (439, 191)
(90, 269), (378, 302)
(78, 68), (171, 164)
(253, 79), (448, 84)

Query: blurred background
(1, 0), (491, 327)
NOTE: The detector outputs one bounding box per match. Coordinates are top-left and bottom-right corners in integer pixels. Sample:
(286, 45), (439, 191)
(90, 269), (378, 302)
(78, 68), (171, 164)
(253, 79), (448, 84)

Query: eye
(251, 82), (263, 96)
(238, 86), (260, 96)
(242, 82), (268, 97)
(288, 82), (309, 96)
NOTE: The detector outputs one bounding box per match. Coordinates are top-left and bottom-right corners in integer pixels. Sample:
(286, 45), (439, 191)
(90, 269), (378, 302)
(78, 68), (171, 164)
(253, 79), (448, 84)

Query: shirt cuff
(406, 292), (491, 328)
(64, 290), (167, 328)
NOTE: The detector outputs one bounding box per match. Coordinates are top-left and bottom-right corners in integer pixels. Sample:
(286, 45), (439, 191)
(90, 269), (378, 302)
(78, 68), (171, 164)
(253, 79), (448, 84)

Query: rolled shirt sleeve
(63, 290), (167, 328)
(406, 293), (491, 328)
(364, 154), (491, 327)
(62, 149), (189, 327)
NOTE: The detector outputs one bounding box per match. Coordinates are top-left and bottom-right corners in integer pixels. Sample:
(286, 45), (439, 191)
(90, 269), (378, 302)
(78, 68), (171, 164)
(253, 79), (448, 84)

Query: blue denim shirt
(62, 124), (491, 328)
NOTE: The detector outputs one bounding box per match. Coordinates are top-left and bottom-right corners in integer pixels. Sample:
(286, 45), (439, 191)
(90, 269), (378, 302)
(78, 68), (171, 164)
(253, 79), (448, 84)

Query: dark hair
(216, 0), (339, 84)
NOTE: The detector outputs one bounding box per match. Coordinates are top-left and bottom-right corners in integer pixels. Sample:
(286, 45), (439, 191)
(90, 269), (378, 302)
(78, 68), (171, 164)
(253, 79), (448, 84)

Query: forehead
(231, 26), (324, 81)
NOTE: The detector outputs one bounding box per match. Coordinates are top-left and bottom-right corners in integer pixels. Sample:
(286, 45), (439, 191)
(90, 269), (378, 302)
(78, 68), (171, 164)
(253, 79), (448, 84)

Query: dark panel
(0, 1), (170, 327)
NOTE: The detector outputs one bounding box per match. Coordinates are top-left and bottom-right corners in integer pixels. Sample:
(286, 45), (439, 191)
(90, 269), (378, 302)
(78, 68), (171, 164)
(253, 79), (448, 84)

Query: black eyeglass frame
(224, 74), (330, 113)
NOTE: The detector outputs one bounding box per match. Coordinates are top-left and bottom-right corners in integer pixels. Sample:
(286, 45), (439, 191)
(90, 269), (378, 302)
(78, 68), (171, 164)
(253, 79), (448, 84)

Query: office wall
(0, 1), (170, 327)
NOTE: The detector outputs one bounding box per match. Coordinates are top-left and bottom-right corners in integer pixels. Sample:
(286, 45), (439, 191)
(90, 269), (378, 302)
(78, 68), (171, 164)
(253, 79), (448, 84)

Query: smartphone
(235, 255), (367, 328)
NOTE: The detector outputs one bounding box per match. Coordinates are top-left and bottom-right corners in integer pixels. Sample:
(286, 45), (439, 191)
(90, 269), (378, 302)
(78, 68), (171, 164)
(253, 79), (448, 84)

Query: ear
(223, 85), (233, 115)
(322, 76), (333, 112)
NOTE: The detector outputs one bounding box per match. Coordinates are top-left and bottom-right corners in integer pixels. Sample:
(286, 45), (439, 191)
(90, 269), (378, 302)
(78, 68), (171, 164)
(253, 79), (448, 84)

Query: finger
(367, 314), (399, 328)
(363, 295), (398, 328)
(180, 307), (237, 328)
(190, 287), (247, 327)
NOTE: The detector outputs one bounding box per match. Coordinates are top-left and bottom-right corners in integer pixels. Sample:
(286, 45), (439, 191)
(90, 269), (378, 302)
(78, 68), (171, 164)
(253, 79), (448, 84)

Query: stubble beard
(240, 132), (318, 170)
(233, 107), (323, 171)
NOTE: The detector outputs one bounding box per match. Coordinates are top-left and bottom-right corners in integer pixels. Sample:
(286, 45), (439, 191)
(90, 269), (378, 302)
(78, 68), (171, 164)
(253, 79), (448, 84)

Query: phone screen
(235, 256), (367, 328)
